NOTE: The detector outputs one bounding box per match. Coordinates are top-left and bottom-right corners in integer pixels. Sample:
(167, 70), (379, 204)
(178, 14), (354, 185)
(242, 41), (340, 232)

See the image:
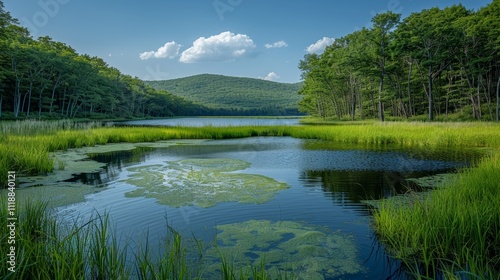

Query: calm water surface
(116, 117), (301, 127)
(58, 136), (483, 279)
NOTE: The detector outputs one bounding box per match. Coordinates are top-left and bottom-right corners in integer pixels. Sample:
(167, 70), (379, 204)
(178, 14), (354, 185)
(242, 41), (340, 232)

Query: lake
(48, 133), (483, 279)
(115, 117), (302, 127)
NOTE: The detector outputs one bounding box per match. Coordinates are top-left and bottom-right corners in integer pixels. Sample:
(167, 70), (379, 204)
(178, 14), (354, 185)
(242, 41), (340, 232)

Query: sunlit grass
(1, 121), (500, 186)
(373, 153), (500, 278)
(0, 199), (293, 279)
(1, 119), (500, 278)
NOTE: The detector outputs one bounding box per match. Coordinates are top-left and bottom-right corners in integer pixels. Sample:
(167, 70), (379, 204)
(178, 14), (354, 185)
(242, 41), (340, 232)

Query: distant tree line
(0, 1), (209, 120)
(299, 1), (500, 121)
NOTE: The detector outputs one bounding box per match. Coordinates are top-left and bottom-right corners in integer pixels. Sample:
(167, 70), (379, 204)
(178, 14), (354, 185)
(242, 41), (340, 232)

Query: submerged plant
(124, 158), (289, 208)
(204, 220), (364, 280)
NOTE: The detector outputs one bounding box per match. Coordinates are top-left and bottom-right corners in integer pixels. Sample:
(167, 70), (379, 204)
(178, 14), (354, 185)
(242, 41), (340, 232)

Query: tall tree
(370, 12), (401, 121)
(396, 6), (469, 120)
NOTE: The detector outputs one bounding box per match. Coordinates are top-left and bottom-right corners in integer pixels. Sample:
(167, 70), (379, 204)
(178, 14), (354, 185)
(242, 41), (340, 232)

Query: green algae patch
(407, 173), (459, 189)
(124, 158), (289, 208)
(18, 141), (206, 188)
(14, 140), (209, 208)
(361, 191), (430, 209)
(205, 220), (364, 279)
(9, 184), (96, 208)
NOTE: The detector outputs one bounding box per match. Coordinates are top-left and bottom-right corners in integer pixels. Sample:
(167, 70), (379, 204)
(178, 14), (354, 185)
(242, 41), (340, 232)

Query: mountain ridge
(144, 74), (303, 116)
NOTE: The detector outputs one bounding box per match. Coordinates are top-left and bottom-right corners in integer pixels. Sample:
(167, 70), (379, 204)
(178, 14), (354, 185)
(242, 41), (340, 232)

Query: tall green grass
(1, 120), (500, 278)
(2, 121), (500, 187)
(373, 154), (500, 278)
(0, 199), (131, 279)
(0, 199), (293, 280)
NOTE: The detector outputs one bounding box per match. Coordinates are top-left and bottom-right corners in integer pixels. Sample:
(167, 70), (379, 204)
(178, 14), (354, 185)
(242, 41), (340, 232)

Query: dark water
(59, 137), (483, 279)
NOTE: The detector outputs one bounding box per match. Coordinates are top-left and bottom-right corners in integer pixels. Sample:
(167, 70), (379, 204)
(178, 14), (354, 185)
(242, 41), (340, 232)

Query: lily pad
(204, 220), (364, 279)
(124, 158), (289, 208)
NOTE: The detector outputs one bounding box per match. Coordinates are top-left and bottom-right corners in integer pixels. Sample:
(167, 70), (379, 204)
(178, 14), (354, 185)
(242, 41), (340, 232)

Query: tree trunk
(13, 79), (21, 119)
(470, 91), (478, 119)
(485, 74), (493, 121)
(476, 76), (482, 120)
(428, 66), (434, 121)
(358, 81), (363, 120)
(26, 81), (33, 118)
(379, 72), (385, 122)
(49, 74), (62, 114)
(370, 84), (377, 118)
(38, 83), (47, 119)
(407, 61), (413, 117)
(496, 76), (500, 121)
(61, 87), (66, 117)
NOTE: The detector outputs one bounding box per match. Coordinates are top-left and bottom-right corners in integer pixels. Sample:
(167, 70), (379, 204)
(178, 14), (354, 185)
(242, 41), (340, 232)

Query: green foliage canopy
(299, 2), (500, 121)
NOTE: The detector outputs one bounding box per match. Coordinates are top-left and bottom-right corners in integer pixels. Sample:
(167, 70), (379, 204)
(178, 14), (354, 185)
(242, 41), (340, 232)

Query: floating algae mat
(124, 158), (289, 207)
(14, 141), (197, 207)
(406, 173), (459, 188)
(204, 220), (364, 280)
(361, 173), (460, 209)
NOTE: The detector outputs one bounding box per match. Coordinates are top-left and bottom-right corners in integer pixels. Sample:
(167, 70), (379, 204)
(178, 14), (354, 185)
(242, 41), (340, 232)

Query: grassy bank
(2, 120), (500, 186)
(1, 199), (290, 280)
(373, 154), (500, 278)
(1, 120), (500, 278)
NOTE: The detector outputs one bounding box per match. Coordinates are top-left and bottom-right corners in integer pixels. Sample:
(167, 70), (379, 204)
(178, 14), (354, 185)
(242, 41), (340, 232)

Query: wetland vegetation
(1, 119), (499, 278)
(1, 0), (500, 278)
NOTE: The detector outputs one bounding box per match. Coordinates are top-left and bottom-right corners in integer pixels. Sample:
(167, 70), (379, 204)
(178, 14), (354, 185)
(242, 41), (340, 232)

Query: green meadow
(1, 120), (500, 278)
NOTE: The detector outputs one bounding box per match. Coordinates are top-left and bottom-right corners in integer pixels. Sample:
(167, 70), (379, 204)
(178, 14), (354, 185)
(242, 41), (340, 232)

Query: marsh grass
(2, 120), (500, 278)
(0, 199), (134, 280)
(2, 121), (500, 186)
(0, 199), (295, 280)
(135, 226), (195, 280)
(373, 154), (500, 278)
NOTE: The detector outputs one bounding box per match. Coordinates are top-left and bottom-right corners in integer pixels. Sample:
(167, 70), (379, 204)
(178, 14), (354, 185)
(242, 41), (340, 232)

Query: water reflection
(65, 148), (153, 186)
(116, 117), (301, 127)
(70, 137), (483, 203)
(56, 137), (485, 279)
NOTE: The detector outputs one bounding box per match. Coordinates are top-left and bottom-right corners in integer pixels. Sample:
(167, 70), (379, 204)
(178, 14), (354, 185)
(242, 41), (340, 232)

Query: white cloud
(139, 51), (155, 60)
(139, 41), (182, 60)
(265, 40), (288, 49)
(260, 72), (280, 81)
(306, 37), (335, 54)
(179, 31), (256, 63)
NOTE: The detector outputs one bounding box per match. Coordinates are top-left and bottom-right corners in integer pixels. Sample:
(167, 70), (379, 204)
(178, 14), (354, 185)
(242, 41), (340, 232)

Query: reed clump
(0, 199), (292, 280)
(0, 199), (131, 279)
(373, 154), (500, 278)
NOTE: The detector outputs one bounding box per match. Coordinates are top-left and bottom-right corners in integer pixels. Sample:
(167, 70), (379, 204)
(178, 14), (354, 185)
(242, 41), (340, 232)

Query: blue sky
(4, 0), (493, 83)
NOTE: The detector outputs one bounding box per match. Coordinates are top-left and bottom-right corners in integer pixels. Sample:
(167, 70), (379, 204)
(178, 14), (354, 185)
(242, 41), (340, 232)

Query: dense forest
(299, 1), (500, 121)
(0, 1), (213, 120)
(146, 74), (303, 116)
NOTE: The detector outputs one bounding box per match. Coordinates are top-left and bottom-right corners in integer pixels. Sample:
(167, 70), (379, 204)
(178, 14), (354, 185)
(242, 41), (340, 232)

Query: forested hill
(0, 1), (210, 120)
(145, 74), (304, 116)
